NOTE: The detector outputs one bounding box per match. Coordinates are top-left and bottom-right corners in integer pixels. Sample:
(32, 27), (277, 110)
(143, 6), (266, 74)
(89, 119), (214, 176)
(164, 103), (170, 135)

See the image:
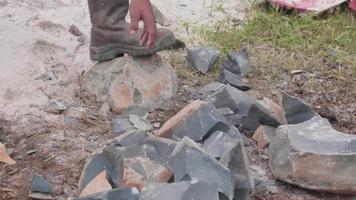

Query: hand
(129, 0), (157, 48)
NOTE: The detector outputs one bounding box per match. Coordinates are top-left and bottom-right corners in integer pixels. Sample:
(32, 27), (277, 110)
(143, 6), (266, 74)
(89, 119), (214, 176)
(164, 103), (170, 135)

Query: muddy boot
(87, 0), (177, 62)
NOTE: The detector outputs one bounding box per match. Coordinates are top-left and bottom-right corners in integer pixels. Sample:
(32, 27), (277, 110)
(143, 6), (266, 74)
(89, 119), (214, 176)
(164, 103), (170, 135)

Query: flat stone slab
(223, 49), (252, 77)
(187, 47), (220, 74)
(219, 70), (250, 91)
(31, 175), (53, 194)
(269, 116), (356, 194)
(83, 54), (177, 114)
(74, 188), (140, 200)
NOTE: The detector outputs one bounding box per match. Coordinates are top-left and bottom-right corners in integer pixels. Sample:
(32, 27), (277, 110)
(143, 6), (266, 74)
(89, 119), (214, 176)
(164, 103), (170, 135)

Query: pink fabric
(350, 0), (356, 11)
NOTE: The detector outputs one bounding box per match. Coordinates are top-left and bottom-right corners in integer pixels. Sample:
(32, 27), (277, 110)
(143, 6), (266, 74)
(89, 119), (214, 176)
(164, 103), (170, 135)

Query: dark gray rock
(203, 127), (241, 158)
(121, 105), (148, 118)
(171, 102), (228, 142)
(112, 117), (135, 135)
(187, 47), (220, 74)
(78, 153), (116, 190)
(269, 116), (356, 194)
(220, 140), (254, 200)
(74, 188), (140, 200)
(281, 93), (318, 124)
(141, 179), (219, 200)
(169, 138), (234, 199)
(219, 70), (250, 91)
(208, 85), (280, 131)
(31, 175), (53, 194)
(225, 49), (252, 77)
(197, 82), (225, 99)
(112, 130), (149, 147)
(242, 104), (281, 132)
(144, 136), (178, 166)
(28, 192), (52, 200)
(129, 115), (153, 131)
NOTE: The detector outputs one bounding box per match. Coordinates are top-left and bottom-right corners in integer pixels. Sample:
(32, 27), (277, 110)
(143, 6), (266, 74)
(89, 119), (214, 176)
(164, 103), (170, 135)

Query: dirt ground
(0, 0), (355, 200)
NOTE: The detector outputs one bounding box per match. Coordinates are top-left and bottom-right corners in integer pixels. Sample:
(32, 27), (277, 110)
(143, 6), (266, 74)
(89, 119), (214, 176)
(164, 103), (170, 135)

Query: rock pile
(73, 48), (356, 200)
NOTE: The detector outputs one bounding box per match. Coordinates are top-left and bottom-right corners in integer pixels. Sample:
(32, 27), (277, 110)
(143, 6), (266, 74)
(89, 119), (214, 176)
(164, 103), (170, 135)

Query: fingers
(140, 29), (148, 46)
(143, 18), (157, 48)
(129, 11), (139, 35)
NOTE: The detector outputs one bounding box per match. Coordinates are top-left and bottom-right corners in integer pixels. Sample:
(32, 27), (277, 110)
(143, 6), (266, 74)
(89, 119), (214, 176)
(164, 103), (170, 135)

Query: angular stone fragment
(197, 82), (225, 99)
(0, 143), (16, 165)
(111, 117), (135, 135)
(220, 141), (254, 200)
(203, 127), (241, 158)
(224, 49), (252, 77)
(28, 193), (52, 200)
(156, 100), (206, 138)
(78, 153), (116, 191)
(219, 70), (250, 91)
(144, 136), (178, 166)
(141, 179), (219, 200)
(158, 101), (226, 141)
(129, 115), (153, 131)
(261, 97), (284, 123)
(113, 130), (149, 147)
(103, 145), (172, 190)
(242, 104), (281, 132)
(169, 139), (234, 199)
(269, 117), (356, 194)
(187, 47), (220, 74)
(80, 171), (112, 197)
(74, 188), (140, 200)
(31, 175), (53, 194)
(208, 85), (280, 131)
(281, 93), (318, 124)
(83, 55), (177, 114)
(252, 126), (276, 149)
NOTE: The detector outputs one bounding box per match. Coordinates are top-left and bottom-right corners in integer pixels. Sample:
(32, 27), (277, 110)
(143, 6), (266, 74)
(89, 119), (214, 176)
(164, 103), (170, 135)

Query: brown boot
(87, 0), (177, 62)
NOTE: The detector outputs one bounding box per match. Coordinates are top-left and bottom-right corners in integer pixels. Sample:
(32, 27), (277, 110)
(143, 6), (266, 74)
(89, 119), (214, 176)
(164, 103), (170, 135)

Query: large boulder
(83, 54), (177, 113)
(269, 117), (356, 194)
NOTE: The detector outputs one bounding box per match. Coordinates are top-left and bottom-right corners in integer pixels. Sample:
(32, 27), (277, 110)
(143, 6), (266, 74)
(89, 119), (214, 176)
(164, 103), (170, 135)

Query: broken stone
(269, 117), (356, 194)
(83, 54), (177, 114)
(261, 97), (284, 123)
(113, 130), (149, 147)
(220, 141), (254, 200)
(48, 99), (68, 114)
(103, 145), (172, 190)
(203, 126), (241, 158)
(129, 115), (153, 132)
(252, 126), (276, 149)
(157, 100), (227, 141)
(0, 143), (16, 165)
(281, 93), (318, 124)
(144, 136), (178, 166)
(197, 82), (225, 99)
(74, 188), (140, 200)
(31, 175), (53, 194)
(217, 107), (234, 115)
(78, 153), (116, 191)
(169, 139), (234, 199)
(224, 49), (252, 77)
(141, 179), (219, 200)
(242, 103), (281, 132)
(35, 73), (52, 81)
(111, 117), (135, 135)
(208, 85), (280, 131)
(219, 70), (250, 91)
(187, 47), (220, 74)
(29, 192), (52, 200)
(80, 171), (112, 197)
(121, 105), (148, 118)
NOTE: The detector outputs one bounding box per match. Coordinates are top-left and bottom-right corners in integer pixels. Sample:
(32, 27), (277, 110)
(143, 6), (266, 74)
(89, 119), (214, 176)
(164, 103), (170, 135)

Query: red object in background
(350, 0), (356, 11)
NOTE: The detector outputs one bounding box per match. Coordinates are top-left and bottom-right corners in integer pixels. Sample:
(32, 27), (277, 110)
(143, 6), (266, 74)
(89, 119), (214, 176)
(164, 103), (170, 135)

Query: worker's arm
(129, 0), (157, 48)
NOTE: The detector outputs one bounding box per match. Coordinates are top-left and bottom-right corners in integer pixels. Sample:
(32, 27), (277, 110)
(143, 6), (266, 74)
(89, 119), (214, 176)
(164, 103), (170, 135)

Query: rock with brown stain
(83, 55), (177, 114)
(80, 171), (112, 197)
(252, 126), (276, 150)
(0, 143), (16, 165)
(269, 117), (356, 194)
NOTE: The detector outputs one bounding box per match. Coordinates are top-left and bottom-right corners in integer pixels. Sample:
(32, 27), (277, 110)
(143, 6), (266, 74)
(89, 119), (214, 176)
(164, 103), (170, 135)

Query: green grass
(199, 8), (356, 74)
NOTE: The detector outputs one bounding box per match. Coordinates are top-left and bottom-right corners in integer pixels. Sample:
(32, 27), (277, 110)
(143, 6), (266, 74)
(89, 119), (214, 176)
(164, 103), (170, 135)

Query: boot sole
(90, 36), (176, 62)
